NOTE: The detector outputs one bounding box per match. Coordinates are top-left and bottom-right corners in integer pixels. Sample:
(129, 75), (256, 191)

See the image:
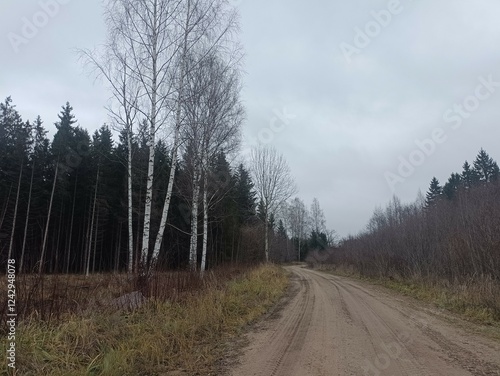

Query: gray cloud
(2, 0), (500, 237)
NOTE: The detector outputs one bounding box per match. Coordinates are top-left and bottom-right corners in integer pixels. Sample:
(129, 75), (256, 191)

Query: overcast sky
(1, 0), (500, 238)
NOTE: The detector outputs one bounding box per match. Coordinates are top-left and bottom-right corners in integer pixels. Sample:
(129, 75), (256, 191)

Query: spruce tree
(235, 164), (256, 224)
(277, 219), (287, 239)
(443, 173), (462, 200)
(425, 177), (442, 208)
(461, 161), (479, 189)
(473, 149), (499, 183)
(51, 102), (77, 161)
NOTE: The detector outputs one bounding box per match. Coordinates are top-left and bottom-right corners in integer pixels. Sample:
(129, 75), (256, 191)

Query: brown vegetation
(0, 264), (288, 376)
(309, 181), (500, 323)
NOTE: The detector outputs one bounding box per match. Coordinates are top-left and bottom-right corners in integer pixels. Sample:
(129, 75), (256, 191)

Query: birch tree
(200, 56), (243, 274)
(310, 197), (326, 234)
(250, 146), (296, 262)
(288, 197), (309, 261)
(151, 0), (241, 275)
(81, 32), (140, 274)
(182, 51), (243, 272)
(101, 0), (183, 277)
(97, 0), (240, 278)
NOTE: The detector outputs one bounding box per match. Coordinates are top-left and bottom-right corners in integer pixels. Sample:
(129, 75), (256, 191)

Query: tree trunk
(189, 164), (201, 271)
(92, 205), (100, 273)
(20, 160), (34, 273)
(0, 183), (13, 232)
(135, 174), (144, 273)
(150, 0), (192, 274)
(264, 211), (269, 262)
(86, 165), (99, 277)
(115, 222), (122, 273)
(140, 1), (159, 276)
(39, 161), (58, 274)
(83, 199), (92, 273)
(127, 128), (134, 274)
(66, 172), (78, 274)
(8, 160), (23, 261)
(201, 168), (209, 275)
(54, 201), (64, 273)
(298, 237), (301, 262)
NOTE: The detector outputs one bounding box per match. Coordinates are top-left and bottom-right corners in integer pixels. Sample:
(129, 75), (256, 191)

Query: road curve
(229, 266), (500, 376)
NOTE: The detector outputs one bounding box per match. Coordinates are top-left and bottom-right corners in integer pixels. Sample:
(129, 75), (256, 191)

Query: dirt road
(229, 266), (500, 376)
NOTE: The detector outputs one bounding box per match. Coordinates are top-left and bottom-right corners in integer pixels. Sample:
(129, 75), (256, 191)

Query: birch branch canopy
(250, 145), (297, 214)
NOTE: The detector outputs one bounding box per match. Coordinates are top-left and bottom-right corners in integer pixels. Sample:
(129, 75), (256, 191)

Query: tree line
(0, 98), (235, 273)
(1, 0), (338, 277)
(0, 99), (335, 274)
(324, 149), (499, 283)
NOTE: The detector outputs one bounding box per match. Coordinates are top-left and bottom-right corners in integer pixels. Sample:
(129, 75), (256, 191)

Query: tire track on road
(228, 266), (500, 376)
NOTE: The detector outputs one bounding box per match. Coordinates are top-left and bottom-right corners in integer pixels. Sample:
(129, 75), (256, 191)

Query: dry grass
(318, 264), (500, 326)
(0, 265), (288, 376)
(0, 269), (243, 323)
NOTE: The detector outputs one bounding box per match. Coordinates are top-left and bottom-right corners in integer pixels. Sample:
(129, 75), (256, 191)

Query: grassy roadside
(1, 265), (289, 376)
(316, 265), (500, 327)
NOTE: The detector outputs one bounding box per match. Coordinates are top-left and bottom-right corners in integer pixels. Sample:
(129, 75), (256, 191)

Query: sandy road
(229, 266), (500, 376)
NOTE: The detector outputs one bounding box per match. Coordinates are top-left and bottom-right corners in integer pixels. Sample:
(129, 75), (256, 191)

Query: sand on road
(229, 266), (500, 376)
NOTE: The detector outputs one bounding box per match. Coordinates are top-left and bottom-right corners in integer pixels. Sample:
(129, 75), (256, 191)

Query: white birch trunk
(149, 0), (192, 274)
(189, 163), (201, 271)
(140, 1), (159, 275)
(200, 165), (209, 275)
(127, 127), (134, 274)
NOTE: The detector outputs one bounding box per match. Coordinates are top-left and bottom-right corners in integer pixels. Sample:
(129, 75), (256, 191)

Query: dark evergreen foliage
(473, 148), (499, 183)
(425, 177), (442, 208)
(0, 97), (272, 273)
